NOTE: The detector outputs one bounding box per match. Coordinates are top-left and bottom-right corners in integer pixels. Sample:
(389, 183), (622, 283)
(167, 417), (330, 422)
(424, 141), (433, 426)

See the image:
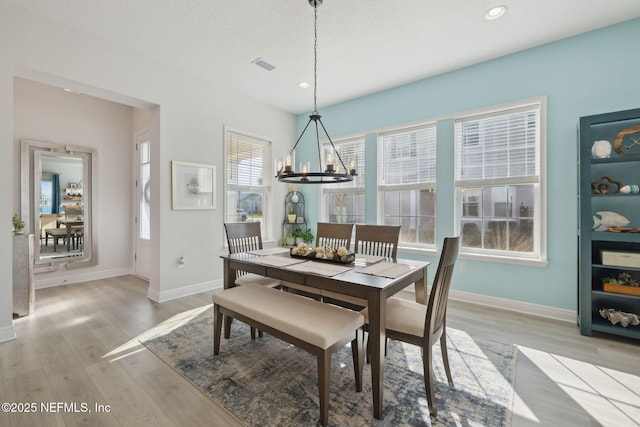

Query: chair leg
(423, 344), (437, 416)
(351, 330), (364, 392)
(440, 332), (453, 385)
(317, 351), (331, 426)
(250, 326), (256, 339)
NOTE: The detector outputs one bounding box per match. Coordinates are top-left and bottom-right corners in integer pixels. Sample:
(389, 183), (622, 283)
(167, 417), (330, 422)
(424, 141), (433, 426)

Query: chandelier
(276, 0), (357, 184)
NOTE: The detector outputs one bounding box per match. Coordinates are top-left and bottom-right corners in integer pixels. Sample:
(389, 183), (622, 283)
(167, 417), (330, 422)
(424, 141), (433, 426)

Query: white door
(135, 133), (151, 279)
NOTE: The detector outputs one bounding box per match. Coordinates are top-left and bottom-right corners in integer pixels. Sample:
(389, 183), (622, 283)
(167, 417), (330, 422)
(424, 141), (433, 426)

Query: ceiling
(6, 0), (640, 114)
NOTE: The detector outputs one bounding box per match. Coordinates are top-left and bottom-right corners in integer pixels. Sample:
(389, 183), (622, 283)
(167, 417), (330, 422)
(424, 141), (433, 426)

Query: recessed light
(63, 88), (81, 95)
(485, 5), (507, 20)
(298, 82), (310, 89)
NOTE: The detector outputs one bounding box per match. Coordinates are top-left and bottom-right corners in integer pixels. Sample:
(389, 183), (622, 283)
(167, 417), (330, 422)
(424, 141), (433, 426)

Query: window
(225, 129), (271, 236)
(454, 101), (544, 260)
(322, 137), (365, 224)
(139, 140), (151, 240)
(378, 124), (437, 246)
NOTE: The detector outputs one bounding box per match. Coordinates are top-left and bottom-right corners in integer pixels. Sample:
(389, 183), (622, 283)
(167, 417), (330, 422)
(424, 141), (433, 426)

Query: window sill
(459, 251), (548, 267)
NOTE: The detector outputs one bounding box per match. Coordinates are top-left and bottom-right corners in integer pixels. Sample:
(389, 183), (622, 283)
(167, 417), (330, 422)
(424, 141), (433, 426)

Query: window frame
(377, 122), (438, 249)
(453, 97), (547, 264)
(223, 126), (272, 240)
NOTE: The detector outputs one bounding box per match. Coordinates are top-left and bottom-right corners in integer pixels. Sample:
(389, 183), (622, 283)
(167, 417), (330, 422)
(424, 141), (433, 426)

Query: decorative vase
(291, 191), (299, 203)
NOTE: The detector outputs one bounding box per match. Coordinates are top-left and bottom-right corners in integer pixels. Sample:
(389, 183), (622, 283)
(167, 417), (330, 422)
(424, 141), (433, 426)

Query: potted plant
(603, 272), (640, 296)
(12, 213), (25, 235)
(301, 228), (314, 244)
(292, 227), (306, 245)
(287, 209), (296, 224)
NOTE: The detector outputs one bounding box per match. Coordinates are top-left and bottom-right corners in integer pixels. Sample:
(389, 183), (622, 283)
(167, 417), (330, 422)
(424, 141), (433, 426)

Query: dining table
(220, 248), (429, 419)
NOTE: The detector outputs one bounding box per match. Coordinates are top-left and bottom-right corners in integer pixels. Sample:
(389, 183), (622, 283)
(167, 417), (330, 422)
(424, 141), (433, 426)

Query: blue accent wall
(295, 18), (640, 311)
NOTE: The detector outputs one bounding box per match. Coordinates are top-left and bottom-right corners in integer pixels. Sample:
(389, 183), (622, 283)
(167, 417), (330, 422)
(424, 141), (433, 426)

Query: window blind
(455, 106), (539, 184)
(379, 124), (437, 188)
(226, 132), (269, 188)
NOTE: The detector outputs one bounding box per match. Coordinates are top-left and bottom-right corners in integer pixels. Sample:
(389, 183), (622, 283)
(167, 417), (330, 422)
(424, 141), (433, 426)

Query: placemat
(357, 261), (413, 279)
(355, 254), (386, 264)
(245, 255), (306, 267)
(247, 247), (290, 256)
(285, 260), (353, 277)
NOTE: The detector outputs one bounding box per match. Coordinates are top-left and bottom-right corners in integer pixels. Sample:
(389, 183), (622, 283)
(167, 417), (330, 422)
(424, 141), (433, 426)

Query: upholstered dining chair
(362, 236), (460, 417)
(285, 222), (356, 300)
(316, 222), (354, 250)
(322, 224), (401, 309)
(224, 222), (282, 338)
(354, 224), (400, 258)
(224, 222), (281, 289)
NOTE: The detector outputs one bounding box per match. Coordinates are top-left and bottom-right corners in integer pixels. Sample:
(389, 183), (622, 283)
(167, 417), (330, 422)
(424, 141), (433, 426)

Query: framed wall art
(171, 160), (216, 210)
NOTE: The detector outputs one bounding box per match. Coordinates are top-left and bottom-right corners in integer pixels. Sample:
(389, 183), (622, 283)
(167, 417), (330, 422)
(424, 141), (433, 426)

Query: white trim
(0, 325), (17, 343)
(147, 278), (223, 303)
(398, 288), (575, 323)
(34, 267), (133, 289)
(448, 289), (575, 323)
(458, 251), (548, 267)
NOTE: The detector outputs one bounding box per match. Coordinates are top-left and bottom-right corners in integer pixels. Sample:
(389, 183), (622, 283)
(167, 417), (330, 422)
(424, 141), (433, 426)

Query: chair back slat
(354, 224), (400, 258)
(425, 237), (460, 339)
(316, 222), (354, 250)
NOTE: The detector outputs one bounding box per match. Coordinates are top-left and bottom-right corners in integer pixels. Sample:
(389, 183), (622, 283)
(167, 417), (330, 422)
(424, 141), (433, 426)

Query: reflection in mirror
(21, 140), (96, 272)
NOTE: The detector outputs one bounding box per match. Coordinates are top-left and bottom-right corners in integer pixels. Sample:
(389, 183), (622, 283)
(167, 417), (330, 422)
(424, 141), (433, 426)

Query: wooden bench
(213, 284), (364, 426)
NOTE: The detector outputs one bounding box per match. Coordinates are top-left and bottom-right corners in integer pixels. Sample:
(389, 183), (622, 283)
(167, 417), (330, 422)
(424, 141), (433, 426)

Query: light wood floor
(1, 275), (638, 426)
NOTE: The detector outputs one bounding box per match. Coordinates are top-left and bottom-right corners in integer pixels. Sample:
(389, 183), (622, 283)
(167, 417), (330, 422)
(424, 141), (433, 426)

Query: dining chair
(224, 222), (282, 338)
(362, 236), (460, 417)
(285, 222), (355, 300)
(65, 206), (84, 250)
(322, 224), (401, 309)
(316, 222), (354, 250)
(224, 222), (281, 289)
(354, 224), (400, 258)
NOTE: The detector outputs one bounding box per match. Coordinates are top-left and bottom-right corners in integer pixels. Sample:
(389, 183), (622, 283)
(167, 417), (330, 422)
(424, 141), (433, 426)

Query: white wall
(0, 3), (295, 341)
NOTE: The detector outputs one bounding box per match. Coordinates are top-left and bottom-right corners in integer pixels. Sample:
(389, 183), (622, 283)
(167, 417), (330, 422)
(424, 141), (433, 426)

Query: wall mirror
(21, 140), (96, 272)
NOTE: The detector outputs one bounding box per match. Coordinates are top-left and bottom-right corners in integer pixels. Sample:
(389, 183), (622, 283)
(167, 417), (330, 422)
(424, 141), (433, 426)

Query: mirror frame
(21, 139), (97, 272)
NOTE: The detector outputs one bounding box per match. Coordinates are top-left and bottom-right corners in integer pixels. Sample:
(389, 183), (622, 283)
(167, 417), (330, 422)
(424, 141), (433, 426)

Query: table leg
(368, 291), (386, 419)
(66, 224), (72, 252)
(414, 266), (427, 305)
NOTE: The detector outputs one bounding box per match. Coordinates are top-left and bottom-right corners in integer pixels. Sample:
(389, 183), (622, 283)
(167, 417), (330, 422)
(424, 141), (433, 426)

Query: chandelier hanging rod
(276, 0), (357, 184)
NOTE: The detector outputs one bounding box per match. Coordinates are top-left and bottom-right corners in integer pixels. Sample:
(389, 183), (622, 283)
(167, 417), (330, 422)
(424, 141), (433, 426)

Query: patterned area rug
(141, 312), (517, 426)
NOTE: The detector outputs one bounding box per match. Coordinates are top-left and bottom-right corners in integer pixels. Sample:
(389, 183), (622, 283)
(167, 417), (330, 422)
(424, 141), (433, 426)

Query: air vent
(251, 58), (276, 71)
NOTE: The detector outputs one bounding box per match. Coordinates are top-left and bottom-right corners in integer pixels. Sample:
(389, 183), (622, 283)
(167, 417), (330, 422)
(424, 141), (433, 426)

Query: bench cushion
(213, 284), (364, 350)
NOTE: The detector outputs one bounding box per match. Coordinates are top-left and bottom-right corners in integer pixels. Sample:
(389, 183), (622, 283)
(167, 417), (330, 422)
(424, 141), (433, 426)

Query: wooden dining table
(220, 249), (429, 419)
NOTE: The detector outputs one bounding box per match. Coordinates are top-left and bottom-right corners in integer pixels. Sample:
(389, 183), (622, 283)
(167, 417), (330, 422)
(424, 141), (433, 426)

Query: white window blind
(455, 106), (539, 185)
(227, 132), (270, 188)
(379, 124), (437, 188)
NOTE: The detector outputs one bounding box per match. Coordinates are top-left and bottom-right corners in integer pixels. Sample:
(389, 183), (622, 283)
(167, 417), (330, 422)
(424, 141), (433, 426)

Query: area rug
(141, 312), (518, 426)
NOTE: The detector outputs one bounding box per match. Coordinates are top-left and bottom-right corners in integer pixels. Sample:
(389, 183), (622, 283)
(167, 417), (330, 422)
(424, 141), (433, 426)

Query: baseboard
(34, 267), (133, 289)
(449, 289), (576, 323)
(397, 288), (576, 323)
(147, 278), (223, 303)
(0, 325), (16, 343)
